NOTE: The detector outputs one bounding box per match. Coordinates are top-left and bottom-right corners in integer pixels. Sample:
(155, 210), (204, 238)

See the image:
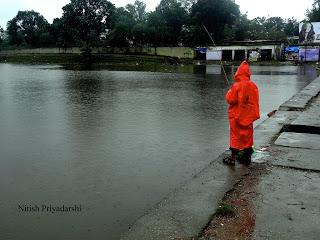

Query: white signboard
(299, 22), (320, 44)
(206, 50), (222, 61)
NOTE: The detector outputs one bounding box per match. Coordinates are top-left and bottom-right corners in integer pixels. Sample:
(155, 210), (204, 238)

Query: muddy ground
(176, 164), (268, 240)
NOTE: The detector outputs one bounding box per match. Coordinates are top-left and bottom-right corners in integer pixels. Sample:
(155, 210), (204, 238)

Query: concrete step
(281, 96), (320, 134)
(275, 132), (320, 150)
(270, 146), (320, 171)
(279, 76), (320, 111)
(254, 167), (320, 240)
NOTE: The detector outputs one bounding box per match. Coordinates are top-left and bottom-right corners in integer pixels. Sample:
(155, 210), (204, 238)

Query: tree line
(0, 0), (319, 51)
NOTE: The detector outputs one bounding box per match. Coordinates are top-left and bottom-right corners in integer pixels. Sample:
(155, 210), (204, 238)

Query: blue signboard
(285, 46), (299, 53)
(195, 47), (207, 54)
(299, 48), (319, 61)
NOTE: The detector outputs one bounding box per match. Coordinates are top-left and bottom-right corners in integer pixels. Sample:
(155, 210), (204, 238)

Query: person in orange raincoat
(224, 60), (260, 165)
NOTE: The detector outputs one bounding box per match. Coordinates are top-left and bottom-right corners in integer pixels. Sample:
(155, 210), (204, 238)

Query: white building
(206, 40), (284, 61)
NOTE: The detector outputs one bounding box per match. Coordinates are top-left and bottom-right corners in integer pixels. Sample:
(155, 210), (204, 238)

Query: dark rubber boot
(238, 147), (253, 165)
(223, 154), (236, 165)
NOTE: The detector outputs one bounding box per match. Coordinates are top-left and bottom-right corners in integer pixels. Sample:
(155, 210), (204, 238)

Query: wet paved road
(0, 63), (316, 239)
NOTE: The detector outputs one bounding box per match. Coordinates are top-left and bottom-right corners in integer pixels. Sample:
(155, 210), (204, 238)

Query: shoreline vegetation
(0, 0), (304, 58)
(0, 52), (195, 72)
(0, 51), (300, 70)
(1, 0), (319, 73)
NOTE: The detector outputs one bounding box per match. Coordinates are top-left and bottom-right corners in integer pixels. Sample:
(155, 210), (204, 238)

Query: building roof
(222, 40), (283, 46)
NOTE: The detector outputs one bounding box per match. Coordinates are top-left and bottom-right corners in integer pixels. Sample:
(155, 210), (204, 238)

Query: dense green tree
(47, 18), (64, 47)
(108, 7), (134, 47)
(190, 0), (241, 44)
(127, 0), (149, 46)
(247, 17), (267, 40)
(284, 17), (299, 37)
(0, 26), (6, 49)
(7, 10), (49, 47)
(264, 17), (287, 40)
(178, 0), (197, 13)
(147, 0), (188, 46)
(108, 1), (148, 47)
(224, 14), (251, 41)
(3, 1), (302, 49)
(144, 11), (165, 47)
(246, 17), (298, 41)
(61, 0), (115, 52)
(0, 26), (5, 43)
(126, 0), (147, 22)
(307, 0), (320, 21)
(180, 25), (201, 46)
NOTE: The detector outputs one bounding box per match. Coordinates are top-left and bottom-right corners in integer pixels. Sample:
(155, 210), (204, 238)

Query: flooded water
(0, 63), (316, 239)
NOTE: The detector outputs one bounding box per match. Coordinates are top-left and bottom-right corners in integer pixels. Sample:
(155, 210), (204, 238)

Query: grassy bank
(0, 52), (307, 73)
(0, 53), (83, 64)
(0, 53), (193, 64)
(0, 53), (198, 73)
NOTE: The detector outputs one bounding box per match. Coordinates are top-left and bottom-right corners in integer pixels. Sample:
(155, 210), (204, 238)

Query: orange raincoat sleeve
(226, 84), (238, 106)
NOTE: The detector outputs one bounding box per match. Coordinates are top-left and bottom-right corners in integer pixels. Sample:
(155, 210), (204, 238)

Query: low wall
(155, 47), (194, 59)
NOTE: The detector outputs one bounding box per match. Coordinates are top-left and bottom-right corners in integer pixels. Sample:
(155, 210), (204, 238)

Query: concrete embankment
(120, 76), (320, 240)
(201, 76), (320, 239)
(253, 77), (320, 240)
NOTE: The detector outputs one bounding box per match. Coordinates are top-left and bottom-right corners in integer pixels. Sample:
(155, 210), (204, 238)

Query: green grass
(215, 202), (235, 217)
(0, 53), (184, 65)
(0, 53), (82, 64)
(0, 53), (197, 73)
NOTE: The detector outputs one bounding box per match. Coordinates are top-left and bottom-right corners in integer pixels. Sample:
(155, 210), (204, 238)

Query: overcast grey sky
(0, 0), (314, 29)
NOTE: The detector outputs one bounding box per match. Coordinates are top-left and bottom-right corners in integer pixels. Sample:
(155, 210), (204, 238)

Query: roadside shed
(206, 40), (284, 61)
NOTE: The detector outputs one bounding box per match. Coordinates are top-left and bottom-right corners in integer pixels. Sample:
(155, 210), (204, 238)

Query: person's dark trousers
(243, 147), (253, 158)
(239, 147), (254, 164)
(230, 147), (253, 164)
(230, 147), (239, 157)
